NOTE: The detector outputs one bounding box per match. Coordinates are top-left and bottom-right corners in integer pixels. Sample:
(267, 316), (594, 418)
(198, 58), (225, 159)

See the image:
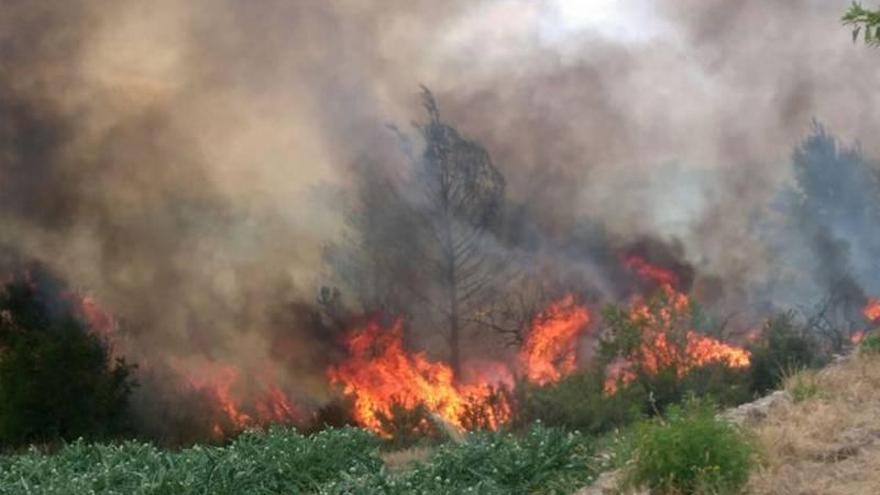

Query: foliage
(323, 424), (596, 495)
(0, 427), (381, 495)
(747, 312), (826, 396)
(514, 369), (645, 435)
(619, 398), (754, 495)
(0, 269), (136, 447)
(859, 332), (880, 354)
(0, 425), (598, 495)
(597, 291), (752, 412)
(843, 2), (880, 45)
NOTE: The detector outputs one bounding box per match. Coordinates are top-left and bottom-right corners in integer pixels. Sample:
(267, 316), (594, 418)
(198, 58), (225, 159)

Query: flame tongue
(519, 294), (591, 386)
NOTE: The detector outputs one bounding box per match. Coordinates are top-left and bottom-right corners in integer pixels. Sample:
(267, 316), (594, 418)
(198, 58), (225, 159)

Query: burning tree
(407, 87), (507, 375)
(330, 87), (508, 376)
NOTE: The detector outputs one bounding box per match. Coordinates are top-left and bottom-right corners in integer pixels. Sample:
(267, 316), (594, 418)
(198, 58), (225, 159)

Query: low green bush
(514, 369), (644, 435)
(0, 424), (600, 495)
(747, 312), (825, 395)
(0, 427), (381, 494)
(323, 424), (597, 495)
(859, 332), (880, 355)
(619, 397), (753, 495)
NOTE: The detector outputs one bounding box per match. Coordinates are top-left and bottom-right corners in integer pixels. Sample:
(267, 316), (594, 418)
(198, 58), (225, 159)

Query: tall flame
(519, 294), (591, 385)
(328, 320), (511, 436)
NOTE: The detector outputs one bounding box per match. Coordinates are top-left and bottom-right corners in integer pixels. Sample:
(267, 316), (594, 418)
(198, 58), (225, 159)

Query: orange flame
(328, 320), (511, 436)
(604, 285), (750, 394)
(171, 359), (300, 437)
(864, 298), (880, 323)
(623, 255), (680, 288)
(519, 294), (591, 385)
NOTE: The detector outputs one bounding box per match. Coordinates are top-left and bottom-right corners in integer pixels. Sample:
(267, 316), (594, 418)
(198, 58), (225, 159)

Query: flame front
(864, 298), (880, 323)
(328, 319), (511, 436)
(604, 285), (750, 394)
(519, 294), (591, 386)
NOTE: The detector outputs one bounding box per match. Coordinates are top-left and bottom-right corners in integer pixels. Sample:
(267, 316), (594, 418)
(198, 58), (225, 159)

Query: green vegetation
(0, 425), (595, 495)
(0, 269), (136, 448)
(859, 332), (880, 354)
(618, 398), (754, 495)
(844, 2), (880, 45)
(746, 312), (825, 396)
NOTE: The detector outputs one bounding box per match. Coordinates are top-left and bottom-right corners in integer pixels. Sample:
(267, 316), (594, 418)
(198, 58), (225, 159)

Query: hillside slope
(747, 352), (880, 494)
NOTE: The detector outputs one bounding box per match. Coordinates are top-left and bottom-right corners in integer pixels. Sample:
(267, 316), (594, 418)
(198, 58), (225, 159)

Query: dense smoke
(1, 0), (879, 435)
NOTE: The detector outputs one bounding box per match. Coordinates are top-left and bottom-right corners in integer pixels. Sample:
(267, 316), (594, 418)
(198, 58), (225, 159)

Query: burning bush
(0, 266), (136, 446)
(598, 285), (751, 407)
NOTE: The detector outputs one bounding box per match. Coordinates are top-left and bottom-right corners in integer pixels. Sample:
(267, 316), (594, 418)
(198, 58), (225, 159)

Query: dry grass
(381, 446), (433, 472)
(748, 354), (880, 494)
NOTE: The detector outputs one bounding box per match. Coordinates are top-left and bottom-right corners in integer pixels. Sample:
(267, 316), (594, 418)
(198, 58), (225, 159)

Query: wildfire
(864, 298), (880, 323)
(328, 319), (511, 436)
(603, 285), (750, 394)
(622, 255), (680, 289)
(519, 294), (591, 385)
(171, 359), (300, 437)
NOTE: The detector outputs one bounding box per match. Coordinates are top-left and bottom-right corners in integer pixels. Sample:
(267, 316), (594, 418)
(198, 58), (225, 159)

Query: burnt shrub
(0, 267), (136, 447)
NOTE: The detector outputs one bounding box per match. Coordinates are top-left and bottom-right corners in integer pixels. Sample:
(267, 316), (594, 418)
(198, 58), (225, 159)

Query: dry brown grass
(748, 354), (880, 494)
(381, 446), (433, 472)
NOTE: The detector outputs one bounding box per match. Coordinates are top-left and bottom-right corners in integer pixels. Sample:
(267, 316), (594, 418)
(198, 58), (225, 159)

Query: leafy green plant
(619, 397), (754, 495)
(0, 427), (382, 494)
(859, 332), (880, 354)
(325, 424), (598, 495)
(514, 368), (645, 435)
(0, 424), (600, 495)
(747, 312), (825, 396)
(843, 2), (880, 45)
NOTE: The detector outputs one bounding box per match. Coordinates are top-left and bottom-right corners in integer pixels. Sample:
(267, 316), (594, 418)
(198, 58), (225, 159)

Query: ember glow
(864, 298), (880, 323)
(328, 319), (512, 436)
(603, 285), (750, 395)
(519, 294), (591, 385)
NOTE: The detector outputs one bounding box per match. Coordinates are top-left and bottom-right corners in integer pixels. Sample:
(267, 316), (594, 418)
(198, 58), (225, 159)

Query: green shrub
(514, 369), (644, 435)
(859, 332), (880, 355)
(0, 269), (136, 447)
(747, 312), (825, 395)
(619, 398), (753, 495)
